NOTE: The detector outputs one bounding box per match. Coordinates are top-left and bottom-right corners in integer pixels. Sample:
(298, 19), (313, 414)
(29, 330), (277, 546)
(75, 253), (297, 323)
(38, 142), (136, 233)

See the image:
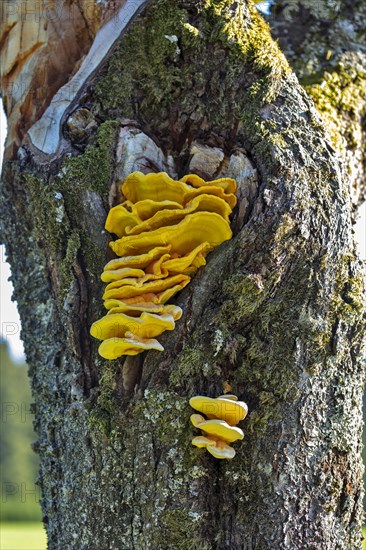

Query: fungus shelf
(190, 395), (248, 459)
(90, 171), (237, 359)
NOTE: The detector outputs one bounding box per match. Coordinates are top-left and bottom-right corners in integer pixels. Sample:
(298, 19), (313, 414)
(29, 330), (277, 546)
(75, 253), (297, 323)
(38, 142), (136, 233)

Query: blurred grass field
(0, 522), (47, 550)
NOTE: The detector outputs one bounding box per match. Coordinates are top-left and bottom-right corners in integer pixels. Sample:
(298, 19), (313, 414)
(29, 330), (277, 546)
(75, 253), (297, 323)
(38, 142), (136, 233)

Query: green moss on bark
(59, 230), (81, 292)
(88, 360), (118, 433)
(221, 273), (266, 320)
(24, 121), (118, 298)
(59, 119), (119, 205)
(153, 509), (207, 550)
(95, 0), (289, 154)
(330, 254), (366, 323)
(26, 173), (70, 257)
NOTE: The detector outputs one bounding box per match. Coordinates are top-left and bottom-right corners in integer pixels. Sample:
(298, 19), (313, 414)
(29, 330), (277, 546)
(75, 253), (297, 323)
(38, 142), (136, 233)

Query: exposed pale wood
(0, 0), (150, 160)
(0, 0), (101, 155)
(26, 0), (149, 162)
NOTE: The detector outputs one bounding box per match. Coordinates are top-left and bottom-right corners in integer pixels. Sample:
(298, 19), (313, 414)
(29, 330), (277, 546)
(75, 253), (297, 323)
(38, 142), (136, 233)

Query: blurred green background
(0, 341), (46, 549)
(0, 339), (364, 548)
(1, 341), (40, 522)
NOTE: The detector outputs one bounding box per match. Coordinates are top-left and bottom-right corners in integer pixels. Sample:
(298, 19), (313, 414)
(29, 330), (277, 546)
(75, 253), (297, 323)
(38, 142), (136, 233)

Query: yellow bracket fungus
(110, 212), (232, 257)
(90, 171), (237, 358)
(162, 243), (211, 274)
(190, 414), (244, 443)
(99, 333), (164, 360)
(106, 301), (182, 320)
(90, 312), (176, 340)
(190, 395), (248, 459)
(121, 171), (237, 208)
(103, 246), (171, 271)
(102, 273), (191, 301)
(181, 174), (237, 194)
(189, 395), (248, 425)
(191, 436), (236, 460)
(121, 194), (232, 236)
(101, 267), (145, 283)
(132, 199), (183, 220)
(105, 205), (140, 237)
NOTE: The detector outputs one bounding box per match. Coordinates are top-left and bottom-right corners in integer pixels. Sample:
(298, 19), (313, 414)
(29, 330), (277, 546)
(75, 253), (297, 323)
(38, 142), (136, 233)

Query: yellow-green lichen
(304, 65), (366, 153)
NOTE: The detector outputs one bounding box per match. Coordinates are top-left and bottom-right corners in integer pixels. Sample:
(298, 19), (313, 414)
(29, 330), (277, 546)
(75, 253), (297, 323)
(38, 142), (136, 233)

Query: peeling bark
(0, 1), (365, 549)
(0, 0), (149, 158)
(0, 0), (99, 155)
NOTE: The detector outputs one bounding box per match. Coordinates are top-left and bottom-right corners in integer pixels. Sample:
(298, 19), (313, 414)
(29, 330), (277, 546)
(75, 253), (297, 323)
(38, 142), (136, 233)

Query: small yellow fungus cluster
(190, 395), (248, 459)
(90, 171), (237, 359)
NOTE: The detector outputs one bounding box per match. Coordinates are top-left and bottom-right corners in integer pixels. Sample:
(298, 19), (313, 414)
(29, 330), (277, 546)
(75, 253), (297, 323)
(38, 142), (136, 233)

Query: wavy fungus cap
(103, 247), (171, 271)
(101, 267), (145, 283)
(189, 395), (248, 426)
(126, 194), (232, 236)
(102, 273), (190, 301)
(98, 333), (164, 359)
(105, 204), (140, 237)
(191, 436), (236, 459)
(90, 312), (176, 340)
(110, 212), (232, 257)
(106, 301), (182, 320)
(132, 199), (183, 220)
(181, 174), (236, 194)
(122, 171), (190, 204)
(162, 243), (211, 274)
(122, 171), (237, 208)
(190, 414), (244, 443)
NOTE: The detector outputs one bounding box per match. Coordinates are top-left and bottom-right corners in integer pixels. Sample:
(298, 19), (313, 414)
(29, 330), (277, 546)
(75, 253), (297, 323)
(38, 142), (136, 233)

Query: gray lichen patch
(92, 389), (212, 548)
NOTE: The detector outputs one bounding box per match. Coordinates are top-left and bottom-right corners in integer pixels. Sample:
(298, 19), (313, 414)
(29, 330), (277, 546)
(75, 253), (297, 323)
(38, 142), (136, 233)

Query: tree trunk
(1, 1), (365, 548)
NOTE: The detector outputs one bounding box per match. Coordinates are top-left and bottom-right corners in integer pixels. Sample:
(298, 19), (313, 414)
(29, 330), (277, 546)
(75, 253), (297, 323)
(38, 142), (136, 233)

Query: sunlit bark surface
(269, 0), (366, 208)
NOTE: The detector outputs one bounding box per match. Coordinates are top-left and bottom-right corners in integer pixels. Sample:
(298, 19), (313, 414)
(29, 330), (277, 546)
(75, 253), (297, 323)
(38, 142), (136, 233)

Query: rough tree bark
(1, 1), (365, 548)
